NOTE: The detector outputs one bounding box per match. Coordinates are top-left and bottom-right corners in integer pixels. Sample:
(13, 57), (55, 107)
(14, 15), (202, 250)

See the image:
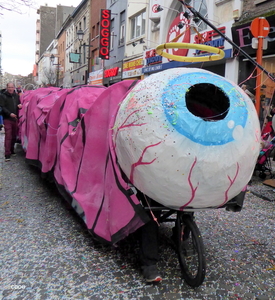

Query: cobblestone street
(0, 131), (275, 300)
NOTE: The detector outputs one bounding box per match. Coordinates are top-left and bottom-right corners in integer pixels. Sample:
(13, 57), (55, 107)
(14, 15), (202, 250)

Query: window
(110, 19), (115, 49)
(83, 43), (86, 64)
(92, 26), (96, 39)
(110, 31), (115, 49)
(119, 24), (125, 44)
(130, 11), (146, 40)
(191, 0), (207, 31)
(119, 10), (125, 44)
(83, 17), (86, 30)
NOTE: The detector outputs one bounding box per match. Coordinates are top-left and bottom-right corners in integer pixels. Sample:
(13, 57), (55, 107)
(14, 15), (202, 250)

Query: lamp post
(76, 29), (93, 84)
(50, 54), (60, 87)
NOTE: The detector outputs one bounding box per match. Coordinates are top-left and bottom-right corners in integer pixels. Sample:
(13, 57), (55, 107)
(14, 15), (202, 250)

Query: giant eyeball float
(113, 68), (261, 210)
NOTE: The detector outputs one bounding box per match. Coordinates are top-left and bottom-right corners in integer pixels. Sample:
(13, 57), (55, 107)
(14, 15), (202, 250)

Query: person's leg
(139, 208), (162, 282)
(140, 219), (159, 264)
(3, 119), (12, 157)
(0, 115), (3, 130)
(10, 121), (18, 154)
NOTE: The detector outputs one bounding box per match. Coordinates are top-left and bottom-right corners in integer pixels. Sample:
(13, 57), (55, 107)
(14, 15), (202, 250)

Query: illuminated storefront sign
(99, 9), (111, 60)
(104, 67), (119, 78)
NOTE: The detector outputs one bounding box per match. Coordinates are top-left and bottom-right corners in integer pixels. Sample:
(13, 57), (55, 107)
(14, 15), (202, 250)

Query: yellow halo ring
(155, 42), (225, 62)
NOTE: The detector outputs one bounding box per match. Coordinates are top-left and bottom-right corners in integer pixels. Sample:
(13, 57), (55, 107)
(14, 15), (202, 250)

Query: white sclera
(113, 68), (261, 209)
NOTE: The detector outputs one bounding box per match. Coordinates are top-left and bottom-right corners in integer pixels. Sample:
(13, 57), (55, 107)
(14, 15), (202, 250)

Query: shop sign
(145, 49), (162, 65)
(143, 64), (163, 73)
(232, 14), (275, 56)
(89, 69), (103, 85)
(194, 27), (225, 55)
(104, 67), (119, 78)
(123, 58), (144, 78)
(99, 9), (111, 60)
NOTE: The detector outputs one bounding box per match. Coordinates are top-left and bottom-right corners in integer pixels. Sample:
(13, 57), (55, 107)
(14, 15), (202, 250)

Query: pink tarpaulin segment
(39, 90), (71, 173)
(41, 86), (105, 174)
(19, 82), (149, 244)
(54, 85), (106, 186)
(54, 81), (149, 243)
(37, 89), (72, 172)
(20, 87), (60, 161)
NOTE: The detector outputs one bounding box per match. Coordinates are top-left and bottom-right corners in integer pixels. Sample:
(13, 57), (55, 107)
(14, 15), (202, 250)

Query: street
(0, 131), (275, 300)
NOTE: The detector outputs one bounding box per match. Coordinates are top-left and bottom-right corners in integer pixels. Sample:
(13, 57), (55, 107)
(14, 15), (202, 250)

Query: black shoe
(142, 265), (162, 283)
(5, 155), (11, 161)
(11, 152), (16, 156)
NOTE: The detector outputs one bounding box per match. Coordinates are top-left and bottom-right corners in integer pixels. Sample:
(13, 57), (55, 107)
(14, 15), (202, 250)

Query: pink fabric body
(19, 83), (149, 244)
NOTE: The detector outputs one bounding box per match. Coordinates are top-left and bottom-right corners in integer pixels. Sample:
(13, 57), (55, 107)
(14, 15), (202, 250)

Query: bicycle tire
(175, 212), (206, 287)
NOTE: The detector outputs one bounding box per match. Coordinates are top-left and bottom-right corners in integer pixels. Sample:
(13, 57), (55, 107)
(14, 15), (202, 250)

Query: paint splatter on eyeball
(113, 68), (261, 210)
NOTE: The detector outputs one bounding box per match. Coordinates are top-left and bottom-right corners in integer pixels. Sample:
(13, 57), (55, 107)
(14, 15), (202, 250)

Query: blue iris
(162, 72), (248, 146)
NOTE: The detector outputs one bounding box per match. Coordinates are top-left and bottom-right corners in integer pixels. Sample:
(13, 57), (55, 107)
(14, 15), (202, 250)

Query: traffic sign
(250, 17), (270, 38)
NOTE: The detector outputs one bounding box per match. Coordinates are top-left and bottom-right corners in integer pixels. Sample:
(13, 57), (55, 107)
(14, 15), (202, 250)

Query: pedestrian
(16, 84), (23, 96)
(0, 82), (22, 161)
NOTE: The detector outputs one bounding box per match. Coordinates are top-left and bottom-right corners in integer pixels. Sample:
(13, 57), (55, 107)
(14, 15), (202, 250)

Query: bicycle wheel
(175, 212), (206, 287)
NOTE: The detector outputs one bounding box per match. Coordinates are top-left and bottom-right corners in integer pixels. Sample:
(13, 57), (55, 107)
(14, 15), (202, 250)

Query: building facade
(141, 0), (242, 83)
(88, 0), (106, 85)
(70, 0), (90, 87)
(34, 0), (275, 98)
(36, 6), (57, 63)
(101, 0), (128, 86)
(35, 4), (76, 86)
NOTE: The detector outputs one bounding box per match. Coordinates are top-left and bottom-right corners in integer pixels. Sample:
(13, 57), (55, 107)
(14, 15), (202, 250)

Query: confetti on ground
(0, 133), (274, 299)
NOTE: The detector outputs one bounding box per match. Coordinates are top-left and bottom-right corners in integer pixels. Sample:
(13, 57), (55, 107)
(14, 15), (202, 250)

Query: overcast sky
(0, 0), (80, 76)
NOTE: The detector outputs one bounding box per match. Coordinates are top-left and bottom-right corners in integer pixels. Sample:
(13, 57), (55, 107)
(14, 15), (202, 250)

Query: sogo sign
(99, 9), (111, 60)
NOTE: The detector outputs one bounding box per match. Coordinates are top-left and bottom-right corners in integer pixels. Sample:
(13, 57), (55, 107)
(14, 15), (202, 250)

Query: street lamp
(76, 29), (84, 42)
(50, 54), (60, 87)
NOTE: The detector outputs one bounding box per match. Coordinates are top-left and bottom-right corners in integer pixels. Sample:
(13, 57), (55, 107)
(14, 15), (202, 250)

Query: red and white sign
(149, 0), (163, 20)
(99, 9), (111, 60)
(250, 17), (270, 38)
